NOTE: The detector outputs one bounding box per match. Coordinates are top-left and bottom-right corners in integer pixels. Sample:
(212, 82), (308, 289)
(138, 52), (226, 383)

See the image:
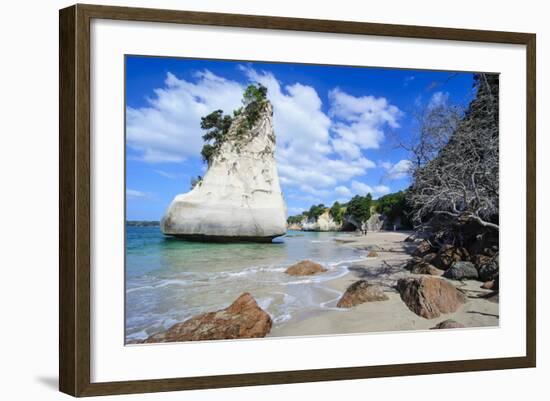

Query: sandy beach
(269, 231), (499, 338)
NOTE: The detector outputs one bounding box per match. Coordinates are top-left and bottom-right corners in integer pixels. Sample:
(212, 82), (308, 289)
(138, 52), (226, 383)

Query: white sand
(268, 231), (499, 338)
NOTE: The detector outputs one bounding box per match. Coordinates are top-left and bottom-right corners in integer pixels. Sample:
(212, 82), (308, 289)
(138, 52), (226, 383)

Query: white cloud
(428, 91), (449, 109)
(126, 70), (244, 163)
(329, 88), (402, 154)
(126, 189), (151, 200)
(241, 67), (376, 191)
(383, 159), (413, 180)
(127, 68), (401, 206)
(332, 138), (361, 159)
(350, 181), (391, 196)
(154, 169), (183, 179)
(351, 180), (373, 195)
(335, 185), (352, 198)
(403, 76), (415, 86)
(373, 185), (391, 195)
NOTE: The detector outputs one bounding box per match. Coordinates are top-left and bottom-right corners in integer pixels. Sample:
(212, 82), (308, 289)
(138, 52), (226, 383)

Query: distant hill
(126, 220), (160, 227)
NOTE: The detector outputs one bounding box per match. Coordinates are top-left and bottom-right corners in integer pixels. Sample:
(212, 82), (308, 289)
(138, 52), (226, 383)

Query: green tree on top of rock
(199, 83), (268, 164)
(241, 84), (268, 129)
(200, 109), (233, 164)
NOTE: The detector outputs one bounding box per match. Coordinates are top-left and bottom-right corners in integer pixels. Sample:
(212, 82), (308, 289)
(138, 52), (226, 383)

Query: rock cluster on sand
(478, 257), (499, 281)
(410, 262), (444, 276)
(397, 276), (467, 319)
(161, 102), (287, 242)
(285, 260), (327, 276)
(411, 240), (434, 257)
(443, 261), (479, 280)
(143, 293), (272, 343)
(433, 245), (470, 270)
(336, 280), (389, 308)
(408, 240), (499, 286)
(431, 319), (465, 329)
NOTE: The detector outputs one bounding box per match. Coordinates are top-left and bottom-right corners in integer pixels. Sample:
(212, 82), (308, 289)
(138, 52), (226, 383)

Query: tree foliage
(406, 73), (499, 231)
(241, 84), (268, 129)
(344, 194), (372, 225)
(306, 204), (326, 221)
(399, 102), (462, 170)
(329, 201), (344, 224)
(199, 84), (268, 164)
(375, 191), (412, 228)
(199, 110), (233, 164)
(287, 214), (306, 225)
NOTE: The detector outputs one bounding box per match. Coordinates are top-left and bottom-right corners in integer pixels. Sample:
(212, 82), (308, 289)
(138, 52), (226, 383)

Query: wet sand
(269, 231), (499, 338)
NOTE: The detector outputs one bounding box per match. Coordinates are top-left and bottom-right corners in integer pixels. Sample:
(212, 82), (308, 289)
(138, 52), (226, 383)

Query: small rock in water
(143, 293), (272, 343)
(397, 276), (466, 319)
(443, 261), (478, 280)
(431, 319), (465, 329)
(337, 280), (389, 308)
(367, 250), (379, 257)
(285, 260), (327, 276)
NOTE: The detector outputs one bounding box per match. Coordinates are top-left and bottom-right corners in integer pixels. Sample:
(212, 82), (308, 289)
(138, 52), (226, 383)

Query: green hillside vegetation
(375, 191), (412, 228)
(344, 194), (372, 225)
(287, 191), (413, 229)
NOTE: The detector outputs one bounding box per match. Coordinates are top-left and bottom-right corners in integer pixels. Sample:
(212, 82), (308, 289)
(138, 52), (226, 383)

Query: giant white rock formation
(161, 101), (287, 242)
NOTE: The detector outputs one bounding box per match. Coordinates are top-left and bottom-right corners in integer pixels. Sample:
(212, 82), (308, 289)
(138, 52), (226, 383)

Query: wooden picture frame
(59, 3), (536, 397)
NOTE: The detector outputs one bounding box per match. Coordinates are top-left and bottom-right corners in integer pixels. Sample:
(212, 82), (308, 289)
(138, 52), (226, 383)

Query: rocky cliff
(301, 210), (342, 231)
(292, 210), (398, 232)
(161, 102), (287, 242)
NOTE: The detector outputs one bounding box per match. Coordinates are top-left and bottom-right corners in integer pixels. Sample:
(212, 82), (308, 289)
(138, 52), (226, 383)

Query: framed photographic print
(59, 4), (536, 397)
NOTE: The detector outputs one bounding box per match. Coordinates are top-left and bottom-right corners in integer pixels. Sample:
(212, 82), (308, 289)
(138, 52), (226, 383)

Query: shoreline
(269, 231), (498, 338)
(126, 230), (499, 343)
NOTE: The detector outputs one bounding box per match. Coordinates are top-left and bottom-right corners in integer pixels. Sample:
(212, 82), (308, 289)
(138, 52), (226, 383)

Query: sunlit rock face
(161, 102), (287, 242)
(301, 210), (342, 231)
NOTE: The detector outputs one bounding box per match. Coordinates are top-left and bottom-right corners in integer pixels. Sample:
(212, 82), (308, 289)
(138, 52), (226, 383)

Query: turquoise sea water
(125, 226), (362, 341)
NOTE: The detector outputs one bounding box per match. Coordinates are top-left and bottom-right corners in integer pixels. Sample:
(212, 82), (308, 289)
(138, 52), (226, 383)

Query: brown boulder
(397, 276), (467, 319)
(472, 254), (492, 270)
(405, 257), (423, 271)
(481, 280), (495, 290)
(337, 280), (389, 308)
(285, 260), (327, 276)
(422, 252), (438, 264)
(431, 319), (465, 329)
(410, 262), (444, 276)
(411, 240), (434, 257)
(143, 293), (272, 343)
(433, 246), (470, 270)
(367, 250), (379, 257)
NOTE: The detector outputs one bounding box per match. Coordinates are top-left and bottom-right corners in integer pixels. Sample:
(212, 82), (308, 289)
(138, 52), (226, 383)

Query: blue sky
(125, 56), (475, 220)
